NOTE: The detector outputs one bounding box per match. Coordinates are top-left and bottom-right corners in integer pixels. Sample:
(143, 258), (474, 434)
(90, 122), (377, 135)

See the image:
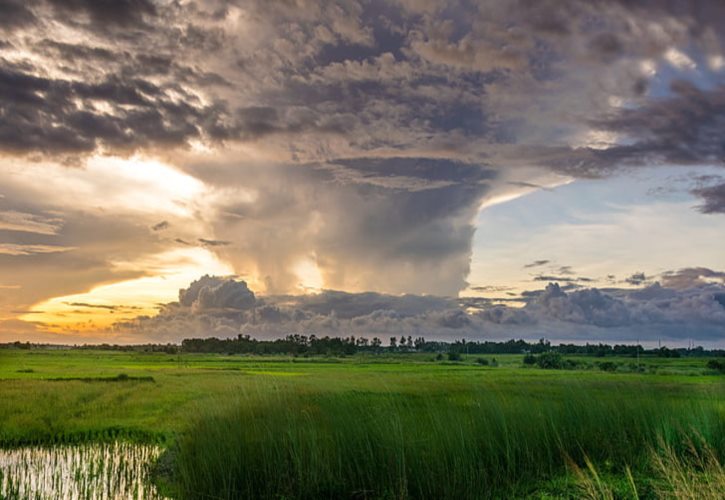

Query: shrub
(597, 361), (617, 372)
(447, 352), (462, 362)
(706, 359), (725, 373)
(523, 353), (537, 365)
(475, 357), (489, 366)
(536, 352), (564, 370)
(435, 353), (444, 361)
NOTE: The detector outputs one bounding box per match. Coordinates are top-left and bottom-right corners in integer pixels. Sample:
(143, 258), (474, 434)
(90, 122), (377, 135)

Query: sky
(1, 0), (724, 346)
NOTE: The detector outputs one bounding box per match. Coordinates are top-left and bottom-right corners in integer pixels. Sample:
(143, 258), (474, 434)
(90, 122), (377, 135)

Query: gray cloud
(178, 275), (256, 313)
(625, 272), (648, 286)
(44, 0), (157, 27)
(585, 82), (725, 174)
(524, 260), (550, 269)
(0, 1), (36, 31)
(113, 274), (725, 344)
(198, 238), (232, 247)
(2, 0), (725, 328)
(196, 158), (492, 295)
(692, 181), (725, 214)
(0, 64), (234, 155)
(4, 0), (723, 172)
(660, 267), (725, 289)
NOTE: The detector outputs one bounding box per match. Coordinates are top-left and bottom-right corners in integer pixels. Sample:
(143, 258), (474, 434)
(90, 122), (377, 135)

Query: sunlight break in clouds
(21, 247), (233, 334)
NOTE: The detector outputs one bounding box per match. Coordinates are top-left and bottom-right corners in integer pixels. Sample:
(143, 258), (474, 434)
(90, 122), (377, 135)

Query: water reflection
(0, 442), (165, 499)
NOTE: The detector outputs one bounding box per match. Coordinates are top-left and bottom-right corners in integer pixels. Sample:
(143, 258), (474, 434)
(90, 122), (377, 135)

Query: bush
(475, 358), (489, 366)
(447, 352), (462, 362)
(597, 361), (617, 372)
(435, 353), (444, 361)
(523, 353), (537, 365)
(536, 352), (564, 370)
(706, 359), (725, 373)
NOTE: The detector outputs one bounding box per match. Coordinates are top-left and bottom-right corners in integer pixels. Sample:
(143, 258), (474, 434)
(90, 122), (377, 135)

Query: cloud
(2, 0), (725, 339)
(45, 0), (157, 27)
(0, 210), (63, 235)
(660, 267), (725, 289)
(583, 83), (725, 175)
(523, 260), (550, 268)
(112, 274), (725, 344)
(151, 221), (170, 231)
(198, 238), (232, 247)
(0, 0), (36, 31)
(692, 181), (725, 214)
(0, 243), (75, 255)
(0, 65), (233, 155)
(625, 272), (648, 286)
(186, 157), (495, 295)
(178, 275), (256, 313)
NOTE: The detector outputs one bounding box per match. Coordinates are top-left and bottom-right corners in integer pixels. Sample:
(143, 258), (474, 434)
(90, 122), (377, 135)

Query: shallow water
(0, 442), (165, 499)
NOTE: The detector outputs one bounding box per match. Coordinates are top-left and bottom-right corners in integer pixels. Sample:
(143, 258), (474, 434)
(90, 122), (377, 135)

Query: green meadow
(0, 348), (723, 498)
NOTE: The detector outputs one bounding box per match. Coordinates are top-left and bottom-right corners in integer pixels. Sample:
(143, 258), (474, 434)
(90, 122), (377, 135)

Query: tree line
(2, 337), (722, 358)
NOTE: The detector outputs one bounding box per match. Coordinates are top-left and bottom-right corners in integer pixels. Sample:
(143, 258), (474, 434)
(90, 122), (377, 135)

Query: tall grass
(165, 383), (724, 499)
(0, 442), (163, 499)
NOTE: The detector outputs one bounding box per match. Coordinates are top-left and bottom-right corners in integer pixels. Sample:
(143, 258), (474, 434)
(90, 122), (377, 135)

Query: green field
(0, 348), (723, 498)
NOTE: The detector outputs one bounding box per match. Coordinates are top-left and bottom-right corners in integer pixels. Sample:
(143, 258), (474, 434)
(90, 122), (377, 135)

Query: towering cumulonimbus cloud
(1, 1), (725, 342)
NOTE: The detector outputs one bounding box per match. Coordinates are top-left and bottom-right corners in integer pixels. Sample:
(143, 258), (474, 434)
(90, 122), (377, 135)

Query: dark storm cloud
(45, 0), (157, 27)
(3, 0), (725, 329)
(5, 0), (725, 174)
(196, 158), (493, 295)
(587, 83), (725, 172)
(115, 275), (725, 343)
(692, 181), (725, 214)
(0, 65), (236, 155)
(0, 1), (37, 30)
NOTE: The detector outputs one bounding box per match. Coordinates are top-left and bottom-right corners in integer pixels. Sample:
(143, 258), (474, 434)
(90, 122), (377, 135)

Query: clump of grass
(165, 384), (724, 499)
(569, 438), (724, 500)
(0, 442), (163, 499)
(650, 437), (725, 499)
(15, 368), (34, 374)
(45, 374), (155, 383)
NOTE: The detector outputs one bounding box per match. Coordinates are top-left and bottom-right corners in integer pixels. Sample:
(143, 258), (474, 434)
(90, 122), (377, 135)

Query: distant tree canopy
(2, 338), (722, 358)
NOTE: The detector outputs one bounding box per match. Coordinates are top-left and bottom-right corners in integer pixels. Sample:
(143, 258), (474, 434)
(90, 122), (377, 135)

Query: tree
(389, 337), (397, 349)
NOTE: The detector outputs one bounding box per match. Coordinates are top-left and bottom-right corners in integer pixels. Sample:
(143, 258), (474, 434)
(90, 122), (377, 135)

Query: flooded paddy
(0, 442), (164, 499)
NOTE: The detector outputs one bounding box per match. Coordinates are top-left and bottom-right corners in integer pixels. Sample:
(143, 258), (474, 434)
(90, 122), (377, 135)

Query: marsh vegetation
(0, 442), (163, 499)
(0, 347), (722, 499)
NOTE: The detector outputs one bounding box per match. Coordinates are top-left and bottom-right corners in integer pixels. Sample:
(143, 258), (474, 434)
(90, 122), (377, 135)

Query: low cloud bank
(112, 274), (725, 345)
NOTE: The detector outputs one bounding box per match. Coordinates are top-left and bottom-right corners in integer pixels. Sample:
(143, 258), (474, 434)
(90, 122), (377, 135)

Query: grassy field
(0, 348), (723, 498)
